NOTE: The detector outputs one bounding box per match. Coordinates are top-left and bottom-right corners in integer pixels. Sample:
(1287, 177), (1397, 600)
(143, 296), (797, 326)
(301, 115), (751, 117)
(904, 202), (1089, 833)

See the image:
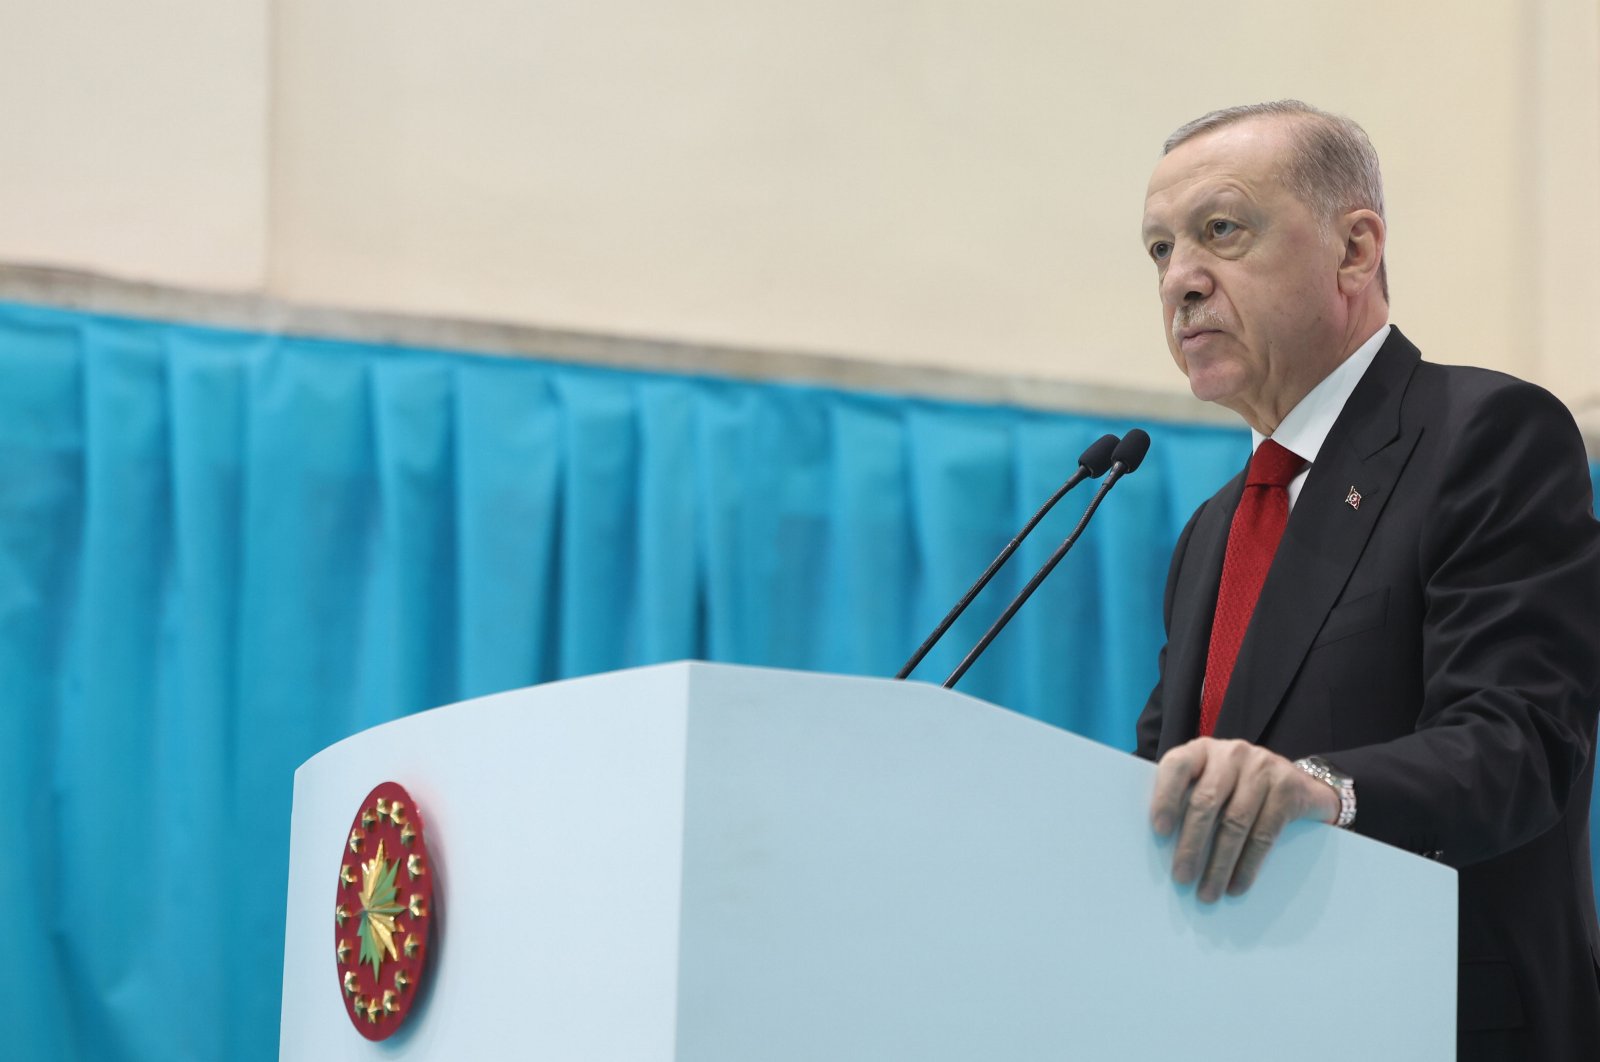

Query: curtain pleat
(2, 298), (1595, 1060)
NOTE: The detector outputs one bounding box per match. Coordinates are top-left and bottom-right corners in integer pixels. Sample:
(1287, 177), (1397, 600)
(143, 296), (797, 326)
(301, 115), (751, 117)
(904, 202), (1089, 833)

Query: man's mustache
(1172, 307), (1229, 342)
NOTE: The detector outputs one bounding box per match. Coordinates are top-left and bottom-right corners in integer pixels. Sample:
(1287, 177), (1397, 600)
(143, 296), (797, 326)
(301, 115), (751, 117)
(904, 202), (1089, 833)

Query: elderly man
(1134, 100), (1600, 1060)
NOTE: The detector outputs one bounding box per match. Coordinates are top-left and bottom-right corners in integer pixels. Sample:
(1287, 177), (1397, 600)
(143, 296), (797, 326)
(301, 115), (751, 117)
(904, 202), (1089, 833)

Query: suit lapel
(1212, 329), (1424, 745)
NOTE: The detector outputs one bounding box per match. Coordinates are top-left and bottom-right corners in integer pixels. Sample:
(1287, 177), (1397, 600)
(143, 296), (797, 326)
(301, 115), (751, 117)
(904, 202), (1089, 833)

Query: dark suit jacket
(1135, 327), (1600, 1061)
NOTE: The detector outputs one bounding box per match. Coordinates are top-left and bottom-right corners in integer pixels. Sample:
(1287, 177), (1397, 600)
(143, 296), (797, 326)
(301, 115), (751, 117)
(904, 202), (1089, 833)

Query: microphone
(942, 428), (1151, 689)
(895, 433), (1120, 680)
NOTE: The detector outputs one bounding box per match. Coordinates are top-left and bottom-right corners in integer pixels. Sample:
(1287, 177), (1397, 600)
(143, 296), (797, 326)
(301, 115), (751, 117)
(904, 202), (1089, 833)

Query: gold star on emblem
(348, 827), (364, 854)
(343, 971), (358, 996)
(403, 934), (419, 958)
(407, 854), (424, 879)
(389, 801), (407, 826)
(341, 863), (356, 886)
(408, 894), (428, 919)
(394, 969), (411, 992)
(400, 823), (415, 846)
(335, 904), (350, 928)
(337, 938), (352, 964)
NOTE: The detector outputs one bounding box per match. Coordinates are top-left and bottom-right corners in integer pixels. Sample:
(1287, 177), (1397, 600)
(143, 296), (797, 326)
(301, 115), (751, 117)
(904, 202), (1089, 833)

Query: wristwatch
(1294, 756), (1357, 828)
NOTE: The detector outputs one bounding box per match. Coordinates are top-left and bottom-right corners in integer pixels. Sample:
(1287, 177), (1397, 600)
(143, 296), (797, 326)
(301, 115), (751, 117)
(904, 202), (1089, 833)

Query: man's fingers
(1148, 741), (1338, 902)
(1226, 815), (1286, 896)
(1226, 766), (1329, 895)
(1149, 741), (1207, 836)
(1168, 751), (1240, 886)
(1197, 766), (1270, 903)
(1223, 781), (1294, 897)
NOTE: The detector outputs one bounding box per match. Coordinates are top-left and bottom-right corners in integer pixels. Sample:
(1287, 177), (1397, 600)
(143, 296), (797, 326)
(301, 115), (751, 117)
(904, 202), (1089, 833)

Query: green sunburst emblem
(357, 840), (404, 978)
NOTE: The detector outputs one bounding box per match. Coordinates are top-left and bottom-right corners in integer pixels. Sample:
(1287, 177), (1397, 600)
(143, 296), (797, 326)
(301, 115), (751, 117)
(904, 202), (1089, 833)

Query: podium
(280, 662), (1456, 1059)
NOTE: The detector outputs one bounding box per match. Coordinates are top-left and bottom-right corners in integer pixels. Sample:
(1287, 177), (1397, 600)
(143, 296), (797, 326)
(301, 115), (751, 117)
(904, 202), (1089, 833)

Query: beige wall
(1531, 0), (1600, 407)
(0, 1), (268, 288)
(3, 1), (1597, 414)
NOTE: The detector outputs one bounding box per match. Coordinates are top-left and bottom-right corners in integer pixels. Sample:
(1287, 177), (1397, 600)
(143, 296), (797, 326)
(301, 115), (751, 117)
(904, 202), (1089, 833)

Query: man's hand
(1150, 738), (1340, 903)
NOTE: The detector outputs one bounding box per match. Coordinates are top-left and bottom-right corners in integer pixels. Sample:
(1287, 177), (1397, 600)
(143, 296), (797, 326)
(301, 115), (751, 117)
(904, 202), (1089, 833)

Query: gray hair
(1164, 100), (1388, 300)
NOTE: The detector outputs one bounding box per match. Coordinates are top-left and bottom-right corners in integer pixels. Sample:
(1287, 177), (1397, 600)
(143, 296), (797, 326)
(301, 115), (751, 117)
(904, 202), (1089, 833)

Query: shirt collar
(1250, 324), (1391, 463)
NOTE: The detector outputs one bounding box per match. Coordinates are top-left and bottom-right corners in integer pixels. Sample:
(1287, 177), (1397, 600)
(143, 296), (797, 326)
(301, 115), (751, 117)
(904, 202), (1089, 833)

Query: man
(1134, 100), (1600, 1060)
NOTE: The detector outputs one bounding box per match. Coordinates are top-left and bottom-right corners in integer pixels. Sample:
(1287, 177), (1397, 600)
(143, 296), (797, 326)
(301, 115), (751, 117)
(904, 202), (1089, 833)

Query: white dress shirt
(1251, 324), (1391, 510)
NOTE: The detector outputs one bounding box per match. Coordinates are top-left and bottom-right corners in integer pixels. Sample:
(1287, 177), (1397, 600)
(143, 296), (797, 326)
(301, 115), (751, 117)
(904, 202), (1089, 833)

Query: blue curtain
(0, 298), (1593, 1060)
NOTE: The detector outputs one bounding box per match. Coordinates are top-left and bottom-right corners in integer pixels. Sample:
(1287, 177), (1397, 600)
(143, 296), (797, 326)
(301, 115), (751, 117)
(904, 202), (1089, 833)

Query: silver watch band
(1294, 756), (1357, 828)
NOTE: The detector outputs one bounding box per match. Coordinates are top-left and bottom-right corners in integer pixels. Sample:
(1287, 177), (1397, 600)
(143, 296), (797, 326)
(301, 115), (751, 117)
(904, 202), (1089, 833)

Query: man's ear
(1337, 210), (1385, 297)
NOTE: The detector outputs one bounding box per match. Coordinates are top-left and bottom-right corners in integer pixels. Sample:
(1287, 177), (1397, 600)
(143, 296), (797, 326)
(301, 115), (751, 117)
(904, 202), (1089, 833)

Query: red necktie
(1197, 439), (1306, 737)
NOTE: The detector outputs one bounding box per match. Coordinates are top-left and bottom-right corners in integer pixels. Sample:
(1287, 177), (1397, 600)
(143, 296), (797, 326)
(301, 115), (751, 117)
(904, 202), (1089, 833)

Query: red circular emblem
(333, 782), (434, 1039)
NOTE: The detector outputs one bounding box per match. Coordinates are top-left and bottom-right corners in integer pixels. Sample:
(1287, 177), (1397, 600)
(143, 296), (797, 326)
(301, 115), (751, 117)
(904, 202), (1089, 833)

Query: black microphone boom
(942, 428), (1151, 689)
(895, 433), (1120, 680)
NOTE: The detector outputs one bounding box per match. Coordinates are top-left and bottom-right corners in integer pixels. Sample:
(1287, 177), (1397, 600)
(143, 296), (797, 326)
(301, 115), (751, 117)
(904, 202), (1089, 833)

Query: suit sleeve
(1326, 380), (1600, 866)
(1135, 501), (1206, 762)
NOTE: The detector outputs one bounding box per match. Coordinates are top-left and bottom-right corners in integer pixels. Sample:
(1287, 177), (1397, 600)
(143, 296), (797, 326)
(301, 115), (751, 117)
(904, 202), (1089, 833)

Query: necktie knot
(1247, 439), (1306, 488)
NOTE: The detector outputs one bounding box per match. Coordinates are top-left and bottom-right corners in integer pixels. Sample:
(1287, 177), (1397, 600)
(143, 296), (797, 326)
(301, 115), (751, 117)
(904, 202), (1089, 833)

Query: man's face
(1141, 118), (1346, 426)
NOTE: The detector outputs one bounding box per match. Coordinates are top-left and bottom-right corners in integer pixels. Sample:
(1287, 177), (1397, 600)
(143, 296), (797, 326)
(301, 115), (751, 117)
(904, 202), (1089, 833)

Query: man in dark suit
(1134, 100), (1600, 1060)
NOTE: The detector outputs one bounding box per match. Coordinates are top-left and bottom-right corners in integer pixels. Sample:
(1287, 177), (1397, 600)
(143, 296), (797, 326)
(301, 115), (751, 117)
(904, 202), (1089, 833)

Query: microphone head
(1077, 433), (1120, 477)
(1111, 428), (1151, 473)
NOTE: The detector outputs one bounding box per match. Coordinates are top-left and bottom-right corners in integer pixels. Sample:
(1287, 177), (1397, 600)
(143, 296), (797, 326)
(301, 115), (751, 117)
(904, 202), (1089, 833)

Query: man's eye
(1149, 241), (1172, 261)
(1208, 219), (1238, 238)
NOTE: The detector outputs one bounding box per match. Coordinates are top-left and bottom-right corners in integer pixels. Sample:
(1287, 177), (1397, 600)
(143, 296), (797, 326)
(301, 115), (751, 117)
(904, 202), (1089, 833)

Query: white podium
(280, 662), (1456, 1060)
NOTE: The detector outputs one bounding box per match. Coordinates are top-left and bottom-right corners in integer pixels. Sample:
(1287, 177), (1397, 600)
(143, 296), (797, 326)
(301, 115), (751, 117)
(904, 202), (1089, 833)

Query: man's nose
(1160, 245), (1213, 307)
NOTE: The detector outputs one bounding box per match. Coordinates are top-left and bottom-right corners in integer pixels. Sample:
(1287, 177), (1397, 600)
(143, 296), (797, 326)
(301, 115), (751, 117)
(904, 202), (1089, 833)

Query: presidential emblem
(333, 782), (434, 1039)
